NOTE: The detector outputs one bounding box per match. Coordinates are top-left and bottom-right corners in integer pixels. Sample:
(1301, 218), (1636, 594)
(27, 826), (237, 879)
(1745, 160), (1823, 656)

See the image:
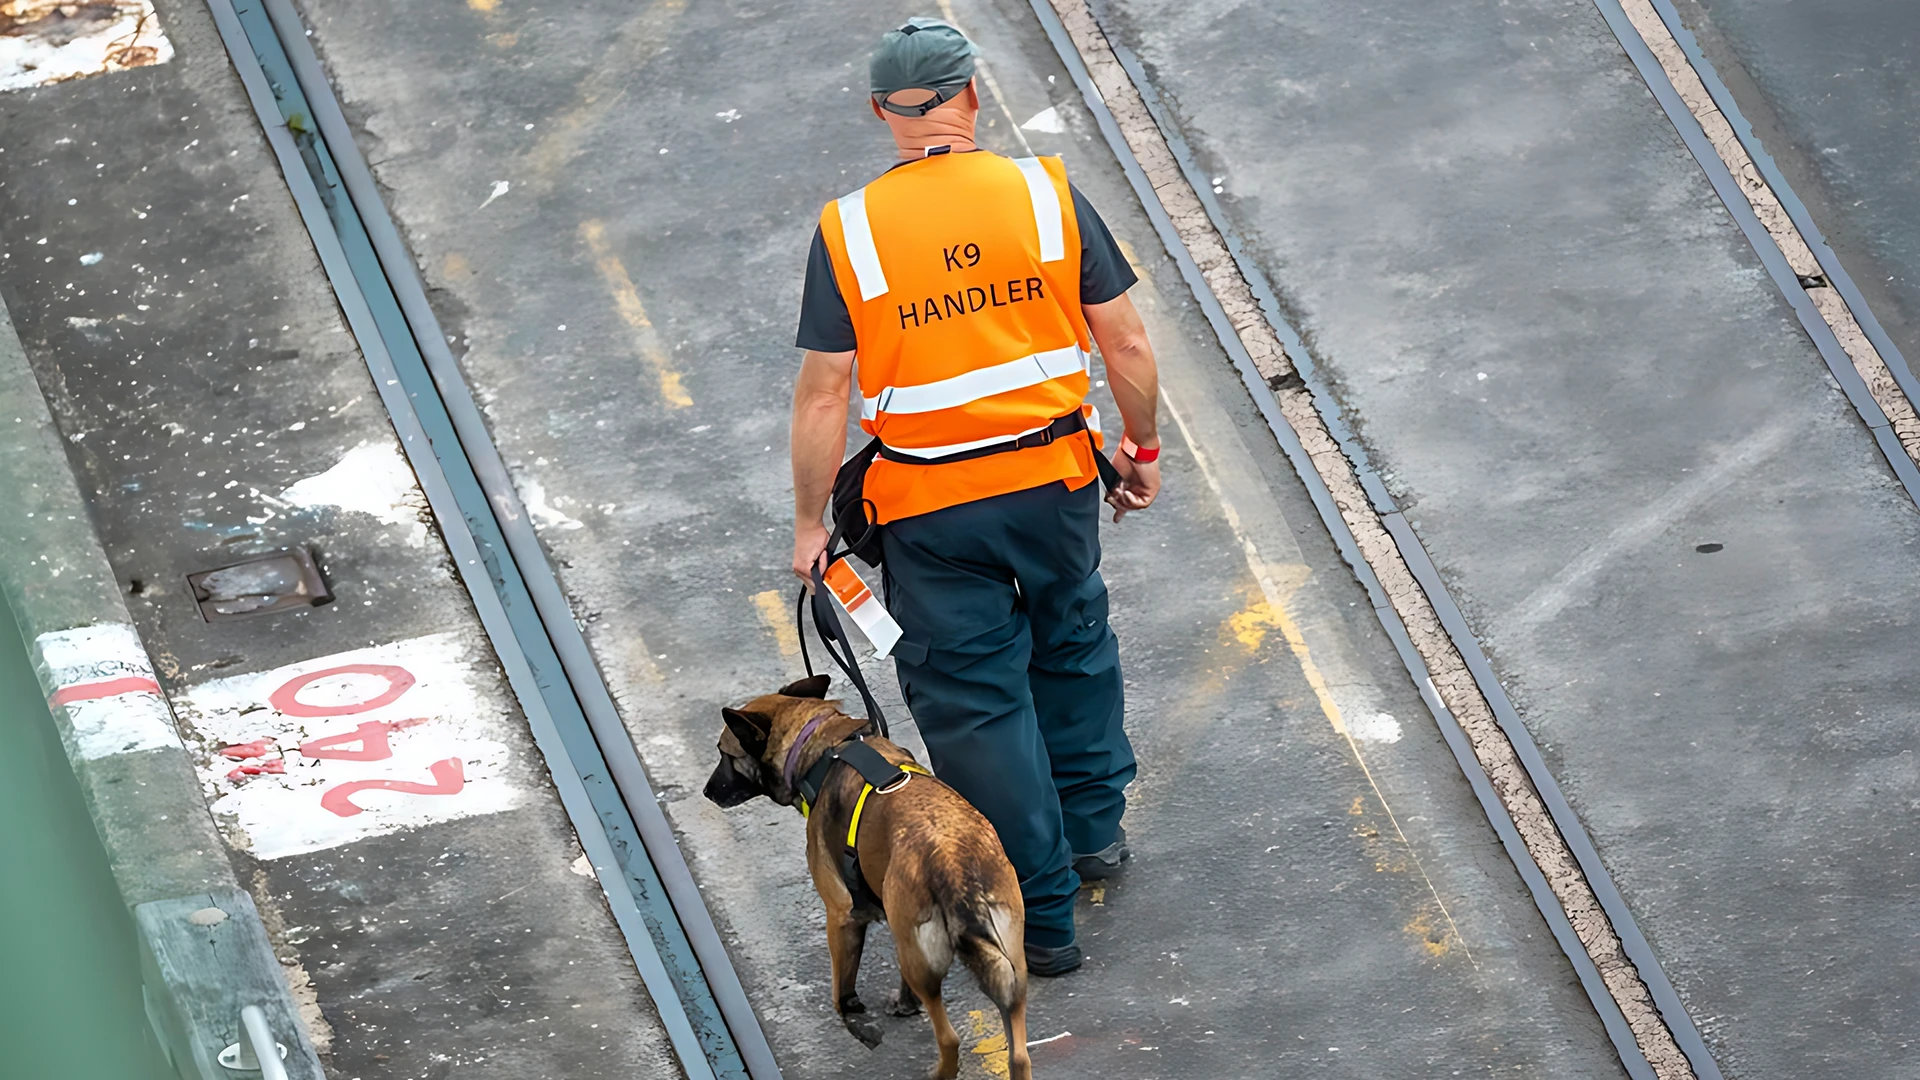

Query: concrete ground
(14, 0), (1920, 1077)
(1094, 0), (1920, 1074)
(0, 0), (679, 1076)
(1669, 0), (1920, 370)
(282, 0), (1632, 1075)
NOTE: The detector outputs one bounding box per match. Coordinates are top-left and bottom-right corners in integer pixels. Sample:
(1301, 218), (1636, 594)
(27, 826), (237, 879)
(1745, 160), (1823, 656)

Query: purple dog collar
(782, 711), (833, 796)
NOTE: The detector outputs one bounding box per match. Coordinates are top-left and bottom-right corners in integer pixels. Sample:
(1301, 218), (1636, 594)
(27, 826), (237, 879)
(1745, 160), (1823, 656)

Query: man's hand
(1106, 449), (1160, 522)
(1084, 293), (1164, 521)
(793, 518), (831, 587)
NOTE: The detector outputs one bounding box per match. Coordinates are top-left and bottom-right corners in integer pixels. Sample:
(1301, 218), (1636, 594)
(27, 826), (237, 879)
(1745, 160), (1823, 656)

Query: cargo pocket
(891, 634), (930, 668)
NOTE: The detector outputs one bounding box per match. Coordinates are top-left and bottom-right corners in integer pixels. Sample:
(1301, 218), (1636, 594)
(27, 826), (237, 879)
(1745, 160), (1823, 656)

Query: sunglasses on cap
(873, 83), (972, 118)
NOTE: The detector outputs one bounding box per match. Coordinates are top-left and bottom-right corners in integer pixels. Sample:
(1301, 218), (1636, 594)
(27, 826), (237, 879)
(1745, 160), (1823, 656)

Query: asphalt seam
(1034, 1), (1711, 1076)
(1602, 0), (1920, 500)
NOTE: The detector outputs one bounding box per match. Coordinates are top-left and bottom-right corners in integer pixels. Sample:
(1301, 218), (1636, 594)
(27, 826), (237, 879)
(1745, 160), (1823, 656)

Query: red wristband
(1120, 435), (1160, 464)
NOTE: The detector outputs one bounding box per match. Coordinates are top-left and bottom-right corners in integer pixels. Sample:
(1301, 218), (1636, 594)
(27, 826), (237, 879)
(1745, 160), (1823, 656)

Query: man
(790, 16), (1163, 976)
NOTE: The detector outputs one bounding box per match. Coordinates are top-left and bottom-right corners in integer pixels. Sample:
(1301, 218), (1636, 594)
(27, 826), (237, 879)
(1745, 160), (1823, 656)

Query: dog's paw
(843, 1013), (884, 1048)
(885, 987), (922, 1017)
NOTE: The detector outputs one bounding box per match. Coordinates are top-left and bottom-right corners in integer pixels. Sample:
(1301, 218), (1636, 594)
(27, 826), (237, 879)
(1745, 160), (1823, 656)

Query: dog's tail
(950, 896), (1025, 1014)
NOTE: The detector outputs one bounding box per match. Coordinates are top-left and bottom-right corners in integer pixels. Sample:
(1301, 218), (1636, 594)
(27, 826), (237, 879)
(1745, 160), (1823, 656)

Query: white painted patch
(78, 251), (103, 265)
(1027, 1032), (1070, 1047)
(1020, 106), (1064, 134)
(0, 1), (173, 93)
(279, 441), (428, 547)
(521, 478), (583, 531)
(36, 623), (180, 758)
(1344, 711), (1402, 744)
(173, 633), (521, 859)
(1507, 420), (1797, 630)
(477, 179), (510, 210)
(715, 108), (740, 123)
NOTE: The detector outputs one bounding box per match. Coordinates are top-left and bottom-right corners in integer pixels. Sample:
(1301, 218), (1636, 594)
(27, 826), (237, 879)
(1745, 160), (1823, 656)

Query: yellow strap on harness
(846, 763), (932, 847)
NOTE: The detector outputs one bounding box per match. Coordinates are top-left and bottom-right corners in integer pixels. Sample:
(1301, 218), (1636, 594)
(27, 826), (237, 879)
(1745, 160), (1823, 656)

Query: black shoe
(1073, 830), (1131, 882)
(1024, 941), (1083, 977)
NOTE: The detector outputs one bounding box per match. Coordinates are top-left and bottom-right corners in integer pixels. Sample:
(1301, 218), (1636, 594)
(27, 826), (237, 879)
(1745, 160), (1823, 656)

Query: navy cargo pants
(881, 479), (1135, 948)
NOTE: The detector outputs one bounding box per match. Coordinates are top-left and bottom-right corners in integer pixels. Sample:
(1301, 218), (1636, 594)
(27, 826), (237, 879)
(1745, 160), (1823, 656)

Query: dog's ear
(778, 674), (831, 700)
(722, 707), (771, 753)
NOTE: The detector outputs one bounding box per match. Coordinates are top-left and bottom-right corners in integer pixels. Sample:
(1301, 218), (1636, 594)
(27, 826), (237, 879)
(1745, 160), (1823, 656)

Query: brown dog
(705, 675), (1032, 1079)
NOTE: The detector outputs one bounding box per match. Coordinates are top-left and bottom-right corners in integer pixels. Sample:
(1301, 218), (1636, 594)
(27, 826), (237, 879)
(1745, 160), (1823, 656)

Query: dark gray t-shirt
(795, 181), (1138, 352)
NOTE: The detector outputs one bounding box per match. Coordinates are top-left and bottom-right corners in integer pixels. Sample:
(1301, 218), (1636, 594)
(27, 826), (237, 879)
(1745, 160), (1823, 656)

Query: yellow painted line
(1228, 599), (1281, 651)
(967, 1009), (1011, 1078)
(466, 0), (497, 11)
(1404, 909), (1453, 959)
(522, 0), (684, 188)
(1164, 388), (1475, 966)
(1225, 566), (1311, 652)
(751, 589), (800, 657)
(579, 220), (694, 409)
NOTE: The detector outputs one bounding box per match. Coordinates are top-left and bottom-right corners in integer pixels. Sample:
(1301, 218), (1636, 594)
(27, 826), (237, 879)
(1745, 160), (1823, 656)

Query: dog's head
(704, 674), (836, 809)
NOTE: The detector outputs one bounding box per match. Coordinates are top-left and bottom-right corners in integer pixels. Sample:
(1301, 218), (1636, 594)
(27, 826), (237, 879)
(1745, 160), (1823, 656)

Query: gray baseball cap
(869, 17), (978, 116)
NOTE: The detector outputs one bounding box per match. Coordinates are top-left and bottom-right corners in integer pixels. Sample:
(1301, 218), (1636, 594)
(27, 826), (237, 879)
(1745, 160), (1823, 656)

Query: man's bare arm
(792, 348), (857, 581)
(1084, 292), (1162, 520)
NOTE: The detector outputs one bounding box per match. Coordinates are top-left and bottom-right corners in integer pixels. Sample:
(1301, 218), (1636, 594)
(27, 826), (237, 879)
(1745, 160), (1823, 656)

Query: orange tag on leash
(822, 558), (902, 658)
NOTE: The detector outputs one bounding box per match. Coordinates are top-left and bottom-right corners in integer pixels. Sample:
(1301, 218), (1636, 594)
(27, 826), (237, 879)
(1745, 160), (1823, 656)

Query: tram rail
(204, 3), (779, 1077)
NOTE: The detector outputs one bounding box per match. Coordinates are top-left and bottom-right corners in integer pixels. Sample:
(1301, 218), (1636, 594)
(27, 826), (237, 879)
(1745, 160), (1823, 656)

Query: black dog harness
(795, 736), (932, 909)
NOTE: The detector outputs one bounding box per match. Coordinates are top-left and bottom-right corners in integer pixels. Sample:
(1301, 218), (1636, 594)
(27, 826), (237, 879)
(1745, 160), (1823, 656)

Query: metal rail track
(1590, 0), (1920, 504)
(202, 3), (780, 1078)
(1027, 2), (1724, 1077)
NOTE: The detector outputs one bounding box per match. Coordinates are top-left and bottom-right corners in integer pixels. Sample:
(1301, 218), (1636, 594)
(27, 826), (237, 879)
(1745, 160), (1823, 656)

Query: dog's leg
(885, 974), (922, 1017)
(897, 942), (958, 1080)
(1001, 997), (1032, 1080)
(827, 912), (882, 1048)
(914, 987), (960, 1080)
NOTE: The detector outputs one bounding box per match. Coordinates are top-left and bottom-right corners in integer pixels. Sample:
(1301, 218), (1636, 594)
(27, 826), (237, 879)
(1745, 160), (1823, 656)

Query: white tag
(823, 558), (902, 658)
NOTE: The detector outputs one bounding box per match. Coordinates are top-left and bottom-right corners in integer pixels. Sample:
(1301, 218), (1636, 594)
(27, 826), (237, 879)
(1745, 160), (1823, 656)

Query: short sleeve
(796, 226), (858, 353)
(1070, 184), (1139, 306)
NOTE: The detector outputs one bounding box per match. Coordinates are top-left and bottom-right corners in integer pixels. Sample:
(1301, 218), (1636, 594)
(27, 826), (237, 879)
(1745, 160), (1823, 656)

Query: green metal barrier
(0, 295), (324, 1080)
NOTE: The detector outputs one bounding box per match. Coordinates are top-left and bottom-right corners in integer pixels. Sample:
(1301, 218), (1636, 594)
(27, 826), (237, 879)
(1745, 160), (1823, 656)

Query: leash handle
(795, 518), (891, 738)
(1093, 441), (1124, 494)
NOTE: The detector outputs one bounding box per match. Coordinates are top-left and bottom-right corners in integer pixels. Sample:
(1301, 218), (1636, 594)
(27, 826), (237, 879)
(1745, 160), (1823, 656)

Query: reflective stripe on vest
(859, 342), (1087, 420)
(834, 156), (1066, 304)
(817, 152), (1097, 522)
(1013, 157), (1067, 264)
(836, 188), (890, 302)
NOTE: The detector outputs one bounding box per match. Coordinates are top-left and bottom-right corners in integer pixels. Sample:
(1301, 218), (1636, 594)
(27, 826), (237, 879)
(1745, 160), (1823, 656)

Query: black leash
(795, 518), (891, 739)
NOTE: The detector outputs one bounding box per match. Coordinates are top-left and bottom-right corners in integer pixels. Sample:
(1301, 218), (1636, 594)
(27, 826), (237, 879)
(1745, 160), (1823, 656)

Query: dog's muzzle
(704, 756), (760, 808)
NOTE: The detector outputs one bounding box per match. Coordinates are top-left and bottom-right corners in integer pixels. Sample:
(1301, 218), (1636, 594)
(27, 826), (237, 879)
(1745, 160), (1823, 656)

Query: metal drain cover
(187, 548), (332, 622)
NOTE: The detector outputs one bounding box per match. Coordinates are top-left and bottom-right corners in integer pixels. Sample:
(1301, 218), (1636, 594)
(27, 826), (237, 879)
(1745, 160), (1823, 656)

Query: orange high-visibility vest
(817, 151), (1102, 524)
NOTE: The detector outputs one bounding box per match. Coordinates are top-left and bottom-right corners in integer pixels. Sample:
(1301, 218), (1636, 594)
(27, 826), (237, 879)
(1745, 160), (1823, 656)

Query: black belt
(877, 411), (1123, 491)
